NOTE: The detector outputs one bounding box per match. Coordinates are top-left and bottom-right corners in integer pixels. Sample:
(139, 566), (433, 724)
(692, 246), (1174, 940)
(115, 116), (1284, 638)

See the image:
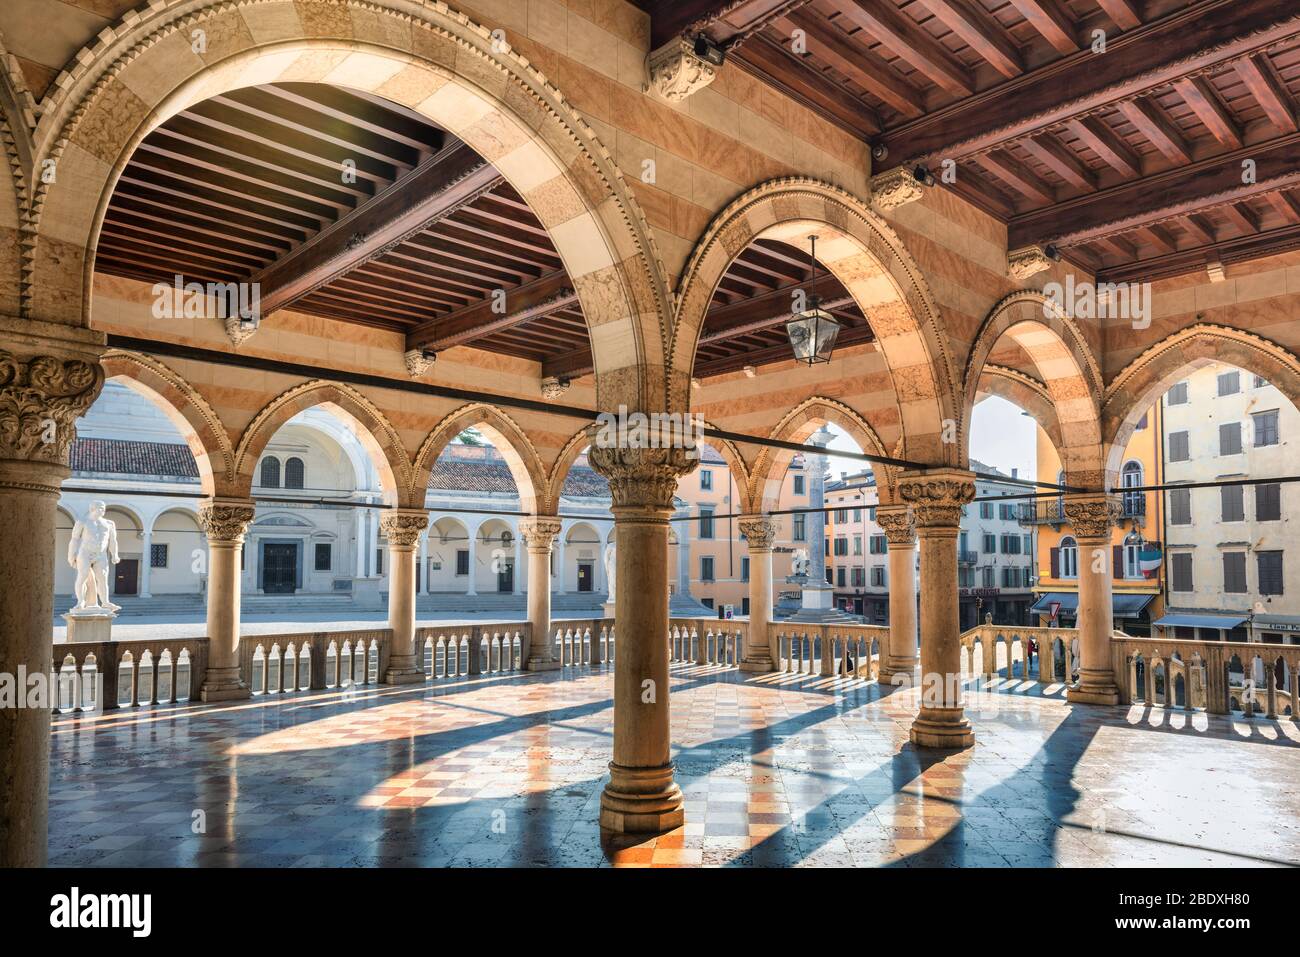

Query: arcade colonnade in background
(2, 0), (1300, 865)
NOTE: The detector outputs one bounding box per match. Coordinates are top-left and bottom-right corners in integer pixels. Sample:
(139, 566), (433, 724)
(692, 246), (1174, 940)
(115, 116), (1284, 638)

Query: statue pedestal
(603, 600), (615, 619)
(63, 609), (116, 643)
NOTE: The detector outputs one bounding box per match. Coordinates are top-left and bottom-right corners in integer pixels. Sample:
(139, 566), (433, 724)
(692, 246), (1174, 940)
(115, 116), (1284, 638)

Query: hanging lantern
(786, 235), (842, 365)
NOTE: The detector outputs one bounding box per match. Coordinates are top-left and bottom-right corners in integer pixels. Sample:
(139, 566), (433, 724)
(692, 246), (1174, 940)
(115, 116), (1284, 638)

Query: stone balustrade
(669, 618), (746, 667)
(958, 621), (1076, 684)
(771, 623), (890, 677)
(51, 638), (208, 712)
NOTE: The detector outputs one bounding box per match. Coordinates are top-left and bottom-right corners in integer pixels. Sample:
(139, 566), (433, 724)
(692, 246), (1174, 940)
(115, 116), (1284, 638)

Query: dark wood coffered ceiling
(646, 0), (1300, 281)
(98, 80), (865, 381)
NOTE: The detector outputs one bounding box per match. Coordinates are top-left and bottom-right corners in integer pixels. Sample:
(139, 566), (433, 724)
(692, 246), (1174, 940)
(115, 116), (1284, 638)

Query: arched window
(260, 456), (281, 488)
(1060, 536), (1078, 579)
(285, 457), (305, 489)
(1121, 461), (1144, 518)
(1123, 532), (1142, 580)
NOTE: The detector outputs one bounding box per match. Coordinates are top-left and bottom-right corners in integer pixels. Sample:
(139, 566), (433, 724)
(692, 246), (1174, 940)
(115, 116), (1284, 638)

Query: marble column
(899, 469), (976, 749)
(140, 526), (153, 598)
(198, 498), (256, 702)
(554, 536), (566, 594)
(587, 444), (696, 834)
(418, 535), (429, 596)
(520, 517), (563, 671)
(513, 532), (524, 595)
(380, 509), (428, 684)
(0, 332), (103, 867)
(877, 504), (918, 682)
(465, 526), (477, 596)
(1064, 493), (1123, 705)
(738, 516), (777, 673)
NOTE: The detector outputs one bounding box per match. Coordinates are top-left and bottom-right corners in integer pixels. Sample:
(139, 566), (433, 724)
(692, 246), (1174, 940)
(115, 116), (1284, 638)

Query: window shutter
(1050, 547), (1060, 579)
(1113, 545), (1123, 579)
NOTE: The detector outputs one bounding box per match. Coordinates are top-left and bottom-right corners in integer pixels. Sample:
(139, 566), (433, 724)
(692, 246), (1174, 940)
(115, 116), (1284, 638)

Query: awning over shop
(1030, 592), (1153, 619)
(1153, 612), (1248, 630)
(1251, 614), (1300, 634)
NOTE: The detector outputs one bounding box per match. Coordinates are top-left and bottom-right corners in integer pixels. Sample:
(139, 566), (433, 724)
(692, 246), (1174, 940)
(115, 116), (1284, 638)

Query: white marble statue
(791, 548), (811, 578)
(603, 543), (616, 604)
(68, 500), (121, 613)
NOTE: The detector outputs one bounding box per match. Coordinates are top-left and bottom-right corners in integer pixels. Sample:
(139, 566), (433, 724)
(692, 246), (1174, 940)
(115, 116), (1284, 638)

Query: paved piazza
(47, 665), (1300, 868)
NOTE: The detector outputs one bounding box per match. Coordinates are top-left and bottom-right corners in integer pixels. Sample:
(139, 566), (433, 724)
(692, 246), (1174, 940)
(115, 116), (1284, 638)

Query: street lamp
(786, 235), (842, 364)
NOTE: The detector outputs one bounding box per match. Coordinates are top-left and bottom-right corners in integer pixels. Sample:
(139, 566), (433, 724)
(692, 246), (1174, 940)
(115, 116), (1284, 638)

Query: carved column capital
(199, 499), (256, 544)
(403, 348), (434, 378)
(586, 444), (697, 511)
(379, 509), (428, 549)
(1007, 245), (1053, 281)
(0, 348), (103, 465)
(897, 469), (976, 529)
(875, 504), (916, 545)
(645, 37), (717, 102)
(519, 516), (563, 550)
(738, 515), (778, 551)
(1062, 493), (1123, 541)
(871, 166), (925, 211)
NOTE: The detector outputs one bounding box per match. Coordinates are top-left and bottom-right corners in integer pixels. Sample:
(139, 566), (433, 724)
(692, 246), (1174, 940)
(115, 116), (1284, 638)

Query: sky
(822, 394), (1037, 481)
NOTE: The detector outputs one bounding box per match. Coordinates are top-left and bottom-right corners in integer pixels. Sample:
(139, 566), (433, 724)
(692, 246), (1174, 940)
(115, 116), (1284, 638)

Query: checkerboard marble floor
(47, 664), (1300, 867)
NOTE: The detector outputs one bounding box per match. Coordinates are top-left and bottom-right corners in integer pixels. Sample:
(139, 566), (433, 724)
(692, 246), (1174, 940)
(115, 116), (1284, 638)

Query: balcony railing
(1017, 500), (1065, 525)
(1120, 494), (1146, 518)
(958, 549), (979, 565)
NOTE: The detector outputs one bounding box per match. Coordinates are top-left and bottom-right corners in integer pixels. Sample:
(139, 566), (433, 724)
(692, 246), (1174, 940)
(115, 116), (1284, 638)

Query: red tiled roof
(70, 438), (198, 477)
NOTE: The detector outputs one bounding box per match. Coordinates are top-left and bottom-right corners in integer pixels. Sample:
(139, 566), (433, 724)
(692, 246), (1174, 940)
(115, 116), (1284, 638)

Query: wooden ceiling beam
(1065, 115), (1141, 178)
(253, 143), (502, 319)
(973, 150), (1056, 204)
(1234, 53), (1298, 135)
(1006, 0), (1079, 55)
(839, 0), (975, 97)
(1094, 0), (1142, 31)
(1019, 133), (1097, 191)
(1116, 98), (1191, 165)
(406, 270), (576, 352)
(1172, 75), (1242, 150)
(919, 0), (1024, 79)
(881, 0), (1300, 166)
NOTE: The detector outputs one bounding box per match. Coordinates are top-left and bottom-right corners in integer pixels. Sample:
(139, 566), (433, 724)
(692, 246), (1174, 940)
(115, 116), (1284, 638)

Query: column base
(878, 660), (920, 687)
(739, 653), (773, 673)
(909, 706), (974, 749)
(1067, 672), (1120, 705)
(200, 667), (250, 703)
(384, 669), (426, 686)
(526, 657), (561, 672)
(599, 762), (684, 834)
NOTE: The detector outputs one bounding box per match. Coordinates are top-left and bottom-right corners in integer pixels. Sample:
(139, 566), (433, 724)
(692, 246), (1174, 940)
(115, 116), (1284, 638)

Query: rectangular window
(149, 543), (168, 569)
(869, 534), (887, 554)
(314, 543), (331, 571)
(983, 533), (996, 553)
(981, 567), (995, 588)
(1257, 482), (1282, 521)
(851, 567), (865, 587)
(1219, 421), (1242, 455)
(793, 475), (805, 495)
(1023, 533), (1032, 554)
(1222, 552), (1247, 594)
(1168, 431), (1190, 461)
(1001, 534), (1021, 554)
(375, 549), (383, 575)
(853, 534), (862, 555)
(699, 507), (714, 539)
(1167, 381), (1189, 405)
(1258, 551), (1284, 595)
(792, 514), (806, 541)
(1254, 374), (1268, 388)
(872, 566), (886, 587)
(1169, 487), (1192, 525)
(741, 557), (749, 582)
(1253, 410), (1280, 446)
(834, 536), (848, 556)
(700, 470), (712, 490)
(979, 502), (993, 519)
(868, 506), (876, 522)
(836, 567), (846, 587)
(835, 508), (847, 524)
(1171, 552), (1193, 592)
(700, 556), (715, 582)
(1217, 370), (1240, 396)
(999, 503), (1015, 520)
(456, 549), (469, 576)
(852, 508), (861, 523)
(1221, 485), (1244, 522)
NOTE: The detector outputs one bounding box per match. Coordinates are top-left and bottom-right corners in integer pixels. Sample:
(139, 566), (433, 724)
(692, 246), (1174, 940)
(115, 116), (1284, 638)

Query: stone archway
(974, 364), (1064, 453)
(100, 350), (235, 497)
(412, 402), (546, 515)
(0, 34), (34, 321)
(1102, 323), (1300, 482)
(671, 178), (957, 462)
(963, 290), (1104, 488)
(234, 380), (411, 505)
(750, 396), (897, 514)
(28, 0), (671, 411)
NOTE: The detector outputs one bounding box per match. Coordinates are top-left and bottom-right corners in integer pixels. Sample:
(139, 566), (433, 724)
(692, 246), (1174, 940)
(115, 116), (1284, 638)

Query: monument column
(0, 330), (103, 867)
(738, 515), (778, 672)
(198, 498), (256, 702)
(587, 444), (695, 834)
(877, 505), (918, 682)
(380, 509), (428, 684)
(520, 516), (563, 671)
(899, 469), (977, 749)
(1064, 493), (1123, 705)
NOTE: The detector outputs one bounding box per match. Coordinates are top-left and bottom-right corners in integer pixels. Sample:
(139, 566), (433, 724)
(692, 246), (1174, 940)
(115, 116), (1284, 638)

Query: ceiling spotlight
(1044, 244), (1061, 261)
(693, 34), (726, 66)
(421, 348), (437, 362)
(912, 165), (936, 187)
(871, 142), (888, 161)
(743, 365), (757, 378)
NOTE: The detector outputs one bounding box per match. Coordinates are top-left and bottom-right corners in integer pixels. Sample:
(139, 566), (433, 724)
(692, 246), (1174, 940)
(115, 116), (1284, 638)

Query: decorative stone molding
(897, 469), (976, 528)
(645, 37), (717, 102)
(870, 166), (925, 211)
(875, 504), (916, 545)
(737, 516), (778, 550)
(198, 500), (255, 544)
(0, 349), (102, 463)
(1062, 493), (1123, 541)
(379, 509), (428, 549)
(1007, 245), (1053, 281)
(223, 316), (256, 347)
(540, 376), (569, 399)
(519, 516), (563, 549)
(586, 443), (698, 510)
(404, 349), (434, 378)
